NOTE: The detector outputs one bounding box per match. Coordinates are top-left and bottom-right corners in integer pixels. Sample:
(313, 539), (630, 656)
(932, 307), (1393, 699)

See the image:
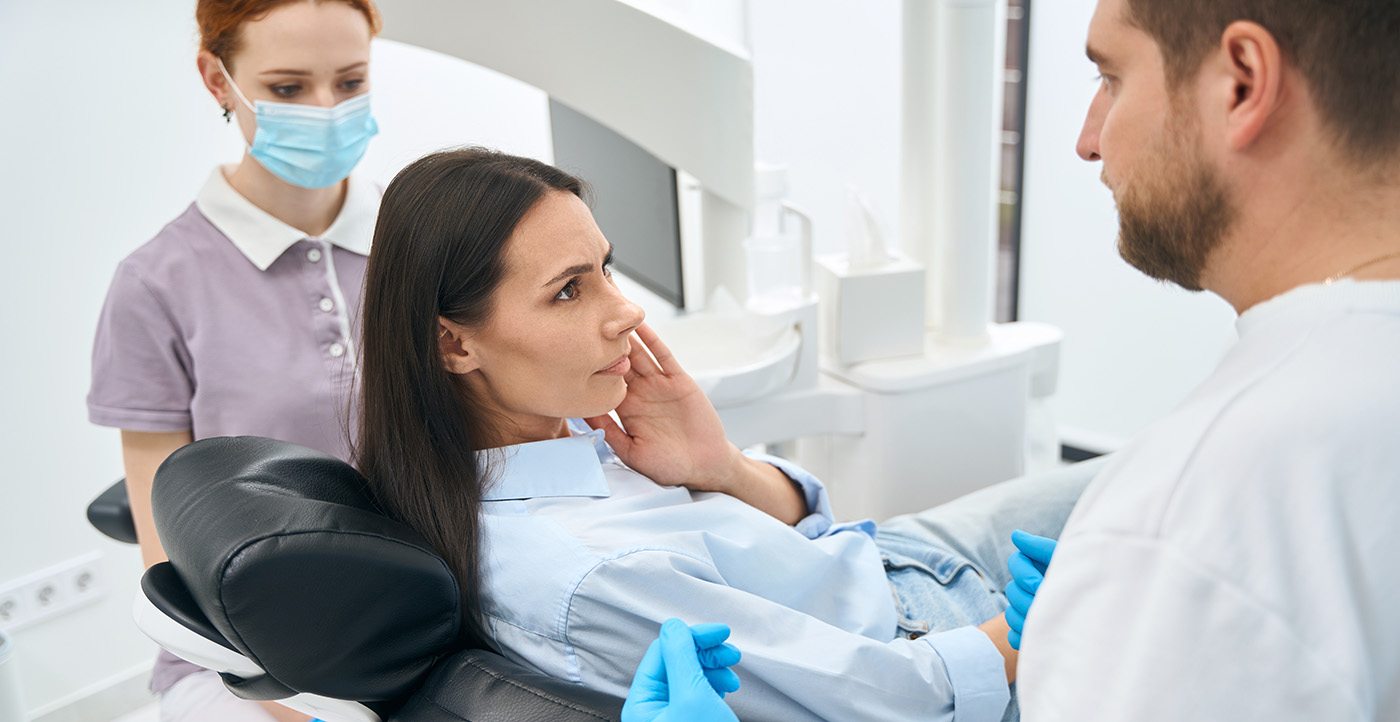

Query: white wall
(1018, 0), (1238, 449)
(0, 2), (548, 717)
(748, 0), (905, 259)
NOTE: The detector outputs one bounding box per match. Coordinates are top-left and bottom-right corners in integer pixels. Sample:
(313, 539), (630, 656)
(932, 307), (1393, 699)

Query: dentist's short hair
(1125, 0), (1400, 169)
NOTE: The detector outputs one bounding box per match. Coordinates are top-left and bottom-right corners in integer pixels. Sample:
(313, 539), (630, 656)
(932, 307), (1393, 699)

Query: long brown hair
(355, 147), (583, 643)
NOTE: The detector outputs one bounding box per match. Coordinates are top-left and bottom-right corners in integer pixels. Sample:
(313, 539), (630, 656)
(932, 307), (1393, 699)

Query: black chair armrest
(87, 478), (138, 544)
(391, 650), (624, 722)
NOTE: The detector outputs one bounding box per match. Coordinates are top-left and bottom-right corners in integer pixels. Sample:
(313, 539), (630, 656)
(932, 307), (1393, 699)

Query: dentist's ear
(1218, 21), (1286, 154)
(438, 318), (482, 375)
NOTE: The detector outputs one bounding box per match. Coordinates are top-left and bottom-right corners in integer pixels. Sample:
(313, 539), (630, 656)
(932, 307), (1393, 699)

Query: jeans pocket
(883, 550), (1003, 634)
(882, 546), (981, 586)
(884, 553), (949, 639)
(887, 582), (932, 640)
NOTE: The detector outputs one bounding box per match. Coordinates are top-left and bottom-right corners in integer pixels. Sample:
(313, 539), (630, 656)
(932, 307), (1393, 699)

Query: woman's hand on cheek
(584, 323), (744, 493)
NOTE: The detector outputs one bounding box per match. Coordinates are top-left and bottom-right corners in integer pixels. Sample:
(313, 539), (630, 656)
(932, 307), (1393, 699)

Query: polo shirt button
(329, 342), (346, 358)
(318, 297), (335, 313)
(307, 248), (323, 263)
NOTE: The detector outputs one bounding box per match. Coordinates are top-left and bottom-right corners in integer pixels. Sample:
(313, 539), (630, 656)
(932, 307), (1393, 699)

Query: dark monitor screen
(549, 99), (685, 308)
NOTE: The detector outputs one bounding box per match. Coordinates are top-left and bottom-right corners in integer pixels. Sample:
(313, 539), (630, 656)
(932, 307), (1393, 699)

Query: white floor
(111, 703), (159, 722)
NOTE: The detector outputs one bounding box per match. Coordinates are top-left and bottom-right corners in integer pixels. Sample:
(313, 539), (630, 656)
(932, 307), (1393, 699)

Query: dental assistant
(87, 1), (382, 720)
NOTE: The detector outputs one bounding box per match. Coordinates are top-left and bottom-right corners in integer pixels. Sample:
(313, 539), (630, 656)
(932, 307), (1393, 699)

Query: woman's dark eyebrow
(543, 263), (593, 288)
(541, 244), (615, 288)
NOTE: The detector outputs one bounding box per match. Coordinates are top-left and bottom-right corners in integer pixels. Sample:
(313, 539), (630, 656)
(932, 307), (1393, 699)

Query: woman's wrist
(708, 445), (752, 495)
(977, 614), (1018, 685)
(713, 453), (807, 526)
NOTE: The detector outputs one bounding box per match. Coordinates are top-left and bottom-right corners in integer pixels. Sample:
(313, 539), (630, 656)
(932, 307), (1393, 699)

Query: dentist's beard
(1110, 115), (1236, 292)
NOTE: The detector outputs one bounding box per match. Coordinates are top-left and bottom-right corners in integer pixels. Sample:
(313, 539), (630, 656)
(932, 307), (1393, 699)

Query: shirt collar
(1236, 279), (1400, 337)
(195, 165), (379, 271)
(481, 421), (615, 502)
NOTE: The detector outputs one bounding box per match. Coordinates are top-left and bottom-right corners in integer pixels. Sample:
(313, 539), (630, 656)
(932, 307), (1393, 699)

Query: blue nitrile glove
(1003, 529), (1057, 650)
(622, 618), (742, 722)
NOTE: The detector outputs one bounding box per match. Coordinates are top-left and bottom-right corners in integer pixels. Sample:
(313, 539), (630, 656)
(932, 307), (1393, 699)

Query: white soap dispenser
(743, 163), (813, 314)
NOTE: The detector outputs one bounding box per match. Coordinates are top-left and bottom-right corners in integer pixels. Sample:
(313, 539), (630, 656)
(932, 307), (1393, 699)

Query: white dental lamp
(379, 0), (1062, 522)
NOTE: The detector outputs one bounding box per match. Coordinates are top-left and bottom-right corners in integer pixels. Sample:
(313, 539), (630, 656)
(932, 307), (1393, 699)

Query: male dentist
(1017, 0), (1400, 719)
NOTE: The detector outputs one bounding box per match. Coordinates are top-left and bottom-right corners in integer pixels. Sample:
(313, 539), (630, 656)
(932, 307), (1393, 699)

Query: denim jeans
(876, 458), (1107, 721)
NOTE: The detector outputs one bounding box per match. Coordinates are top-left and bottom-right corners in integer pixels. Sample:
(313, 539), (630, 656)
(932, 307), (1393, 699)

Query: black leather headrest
(152, 436), (462, 702)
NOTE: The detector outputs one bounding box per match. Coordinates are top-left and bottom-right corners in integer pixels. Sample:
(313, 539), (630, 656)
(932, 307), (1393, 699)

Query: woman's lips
(597, 354), (631, 376)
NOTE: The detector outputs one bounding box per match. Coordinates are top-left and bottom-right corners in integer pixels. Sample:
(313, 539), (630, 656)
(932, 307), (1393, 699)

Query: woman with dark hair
(356, 147), (1092, 722)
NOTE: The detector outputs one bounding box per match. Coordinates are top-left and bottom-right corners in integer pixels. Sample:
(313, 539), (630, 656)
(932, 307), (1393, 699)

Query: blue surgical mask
(219, 60), (379, 189)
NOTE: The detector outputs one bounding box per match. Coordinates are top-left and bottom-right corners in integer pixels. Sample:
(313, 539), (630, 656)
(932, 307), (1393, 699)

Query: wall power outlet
(0, 551), (106, 631)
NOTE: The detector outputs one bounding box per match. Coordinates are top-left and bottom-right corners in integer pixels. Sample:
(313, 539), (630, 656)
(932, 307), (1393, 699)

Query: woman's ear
(438, 319), (482, 375)
(195, 50), (233, 112)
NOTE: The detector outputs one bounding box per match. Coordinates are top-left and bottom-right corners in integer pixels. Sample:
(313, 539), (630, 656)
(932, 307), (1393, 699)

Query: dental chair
(120, 435), (625, 722)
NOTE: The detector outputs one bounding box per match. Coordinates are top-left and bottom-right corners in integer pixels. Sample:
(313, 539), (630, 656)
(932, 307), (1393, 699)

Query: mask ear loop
(216, 58), (257, 113)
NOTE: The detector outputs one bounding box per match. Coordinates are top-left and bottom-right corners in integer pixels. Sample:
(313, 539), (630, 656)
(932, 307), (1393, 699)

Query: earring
(440, 328), (450, 339)
(221, 105), (232, 123)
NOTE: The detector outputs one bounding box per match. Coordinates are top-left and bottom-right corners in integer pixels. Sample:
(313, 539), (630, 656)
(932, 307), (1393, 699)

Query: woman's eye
(555, 279), (580, 302)
(602, 263), (614, 278)
(340, 78), (365, 92)
(271, 84), (300, 98)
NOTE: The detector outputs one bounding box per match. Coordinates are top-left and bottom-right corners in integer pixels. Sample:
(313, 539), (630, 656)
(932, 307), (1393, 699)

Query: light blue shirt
(478, 421), (1010, 721)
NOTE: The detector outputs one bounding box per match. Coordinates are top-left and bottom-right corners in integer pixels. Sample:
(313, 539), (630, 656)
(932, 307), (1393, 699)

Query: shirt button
(318, 297), (335, 313)
(328, 342), (346, 358)
(306, 248), (323, 263)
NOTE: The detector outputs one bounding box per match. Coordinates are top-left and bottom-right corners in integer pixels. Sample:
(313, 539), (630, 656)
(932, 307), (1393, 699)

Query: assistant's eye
(554, 279), (580, 302)
(1096, 74), (1118, 95)
(271, 84), (301, 98)
(339, 78), (365, 93)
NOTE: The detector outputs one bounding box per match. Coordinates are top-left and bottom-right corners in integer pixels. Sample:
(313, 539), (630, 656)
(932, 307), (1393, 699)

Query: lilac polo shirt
(88, 166), (379, 692)
(89, 166), (378, 455)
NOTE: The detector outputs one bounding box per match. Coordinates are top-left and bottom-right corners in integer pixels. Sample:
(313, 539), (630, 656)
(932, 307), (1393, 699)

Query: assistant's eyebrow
(258, 62), (368, 77)
(541, 244), (615, 288)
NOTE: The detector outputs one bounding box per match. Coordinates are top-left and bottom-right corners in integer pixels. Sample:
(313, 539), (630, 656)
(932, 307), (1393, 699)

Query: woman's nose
(604, 291), (645, 340)
(310, 83), (338, 108)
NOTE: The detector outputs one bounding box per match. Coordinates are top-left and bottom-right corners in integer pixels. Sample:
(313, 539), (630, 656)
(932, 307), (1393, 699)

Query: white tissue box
(815, 252), (926, 365)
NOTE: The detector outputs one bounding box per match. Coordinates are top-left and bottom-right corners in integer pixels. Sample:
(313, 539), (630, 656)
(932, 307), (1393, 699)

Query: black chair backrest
(152, 436), (463, 703)
(87, 478), (138, 544)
